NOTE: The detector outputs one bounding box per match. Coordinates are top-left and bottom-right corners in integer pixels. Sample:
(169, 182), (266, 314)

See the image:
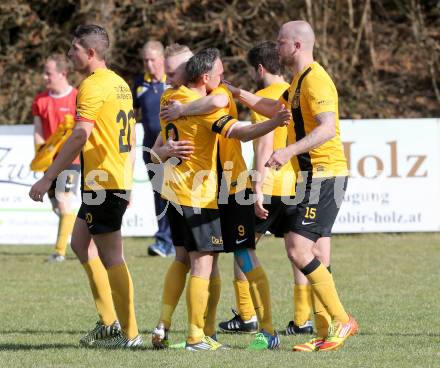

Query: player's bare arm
(266, 111), (336, 170)
(150, 133), (194, 163)
(223, 80), (280, 118)
(253, 131), (273, 219)
(33, 116), (45, 150)
(227, 105), (291, 142)
(29, 121), (93, 201)
(160, 93), (229, 121)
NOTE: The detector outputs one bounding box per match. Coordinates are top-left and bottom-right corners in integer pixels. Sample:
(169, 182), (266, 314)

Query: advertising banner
(0, 119), (438, 244)
(0, 125), (157, 244)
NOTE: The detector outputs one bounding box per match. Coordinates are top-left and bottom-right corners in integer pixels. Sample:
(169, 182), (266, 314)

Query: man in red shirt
(32, 53), (79, 262)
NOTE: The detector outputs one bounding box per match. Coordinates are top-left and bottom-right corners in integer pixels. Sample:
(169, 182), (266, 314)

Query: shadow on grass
(358, 331), (440, 337)
(0, 330), (83, 335)
(0, 343), (78, 351)
(139, 329), (187, 334)
(0, 251), (48, 257)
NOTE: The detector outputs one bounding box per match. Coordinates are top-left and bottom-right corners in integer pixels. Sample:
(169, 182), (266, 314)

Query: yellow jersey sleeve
(304, 76), (337, 116)
(210, 84), (238, 119)
(76, 79), (105, 123)
(210, 84), (230, 98)
(203, 107), (237, 137)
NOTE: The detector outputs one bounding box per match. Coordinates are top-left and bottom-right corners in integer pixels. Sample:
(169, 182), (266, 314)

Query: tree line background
(0, 0), (439, 125)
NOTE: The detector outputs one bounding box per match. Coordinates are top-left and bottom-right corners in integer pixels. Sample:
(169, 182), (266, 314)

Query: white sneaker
(47, 253), (65, 263)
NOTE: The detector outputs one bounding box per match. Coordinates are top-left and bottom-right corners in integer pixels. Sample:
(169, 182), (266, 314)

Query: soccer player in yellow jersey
(29, 24), (142, 349)
(155, 48), (290, 351)
(162, 85), (285, 349)
(226, 20), (358, 352)
(219, 41), (314, 337)
(150, 45), (237, 349)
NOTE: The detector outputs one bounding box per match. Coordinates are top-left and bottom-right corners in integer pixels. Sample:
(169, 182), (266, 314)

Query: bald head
(277, 20), (315, 68)
(280, 21), (315, 50)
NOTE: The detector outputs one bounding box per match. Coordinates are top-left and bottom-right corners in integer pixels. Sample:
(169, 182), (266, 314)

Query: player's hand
(160, 100), (183, 121)
(255, 193), (269, 219)
(265, 147), (291, 171)
(273, 104), (291, 127)
(164, 138), (194, 160)
(29, 176), (52, 202)
(221, 79), (240, 98)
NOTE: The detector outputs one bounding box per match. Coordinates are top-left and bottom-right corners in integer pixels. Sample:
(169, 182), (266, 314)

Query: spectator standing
(132, 41), (174, 257)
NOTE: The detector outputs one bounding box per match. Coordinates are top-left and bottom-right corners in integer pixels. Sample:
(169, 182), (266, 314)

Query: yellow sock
(107, 263), (139, 339)
(294, 284), (313, 326)
(303, 260), (349, 324)
(204, 275), (221, 337)
(233, 279), (256, 321)
(160, 260), (190, 328)
(54, 213), (76, 256)
(186, 275), (209, 344)
(245, 266), (274, 335)
(312, 287), (331, 338)
(82, 258), (117, 326)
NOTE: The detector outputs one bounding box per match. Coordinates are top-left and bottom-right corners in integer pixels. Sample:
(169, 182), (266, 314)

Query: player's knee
(234, 248), (254, 273)
(175, 247), (190, 267)
(285, 248), (297, 265)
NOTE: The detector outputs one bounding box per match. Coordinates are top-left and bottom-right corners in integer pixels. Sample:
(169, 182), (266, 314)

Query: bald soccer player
(225, 21), (358, 352)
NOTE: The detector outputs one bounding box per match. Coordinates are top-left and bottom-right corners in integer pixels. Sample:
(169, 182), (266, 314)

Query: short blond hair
(164, 43), (192, 58)
(142, 40), (164, 55)
(47, 53), (70, 74)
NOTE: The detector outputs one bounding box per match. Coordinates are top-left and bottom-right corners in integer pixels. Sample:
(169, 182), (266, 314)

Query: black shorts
(255, 195), (297, 238)
(48, 164), (80, 198)
(166, 202), (223, 253)
(77, 190), (129, 235)
(218, 189), (256, 252)
(292, 176), (348, 242)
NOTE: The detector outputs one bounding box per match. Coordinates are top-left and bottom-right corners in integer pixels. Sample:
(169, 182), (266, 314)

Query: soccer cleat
(247, 330), (280, 350)
(292, 337), (325, 352)
(79, 320), (121, 346)
(147, 245), (159, 256)
(47, 253), (65, 263)
(151, 323), (169, 349)
(319, 315), (358, 351)
(218, 309), (258, 334)
(148, 242), (175, 257)
(185, 336), (227, 351)
(349, 314), (359, 336)
(90, 331), (143, 349)
(285, 320), (314, 335)
(169, 341), (186, 349)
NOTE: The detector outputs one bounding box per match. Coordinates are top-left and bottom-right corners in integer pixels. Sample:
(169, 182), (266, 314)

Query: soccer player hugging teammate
(154, 47), (290, 351)
(30, 24), (142, 349)
(226, 20), (359, 352)
(240, 41), (314, 336)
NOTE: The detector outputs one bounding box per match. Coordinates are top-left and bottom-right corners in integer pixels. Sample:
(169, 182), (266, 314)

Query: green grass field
(1, 233), (439, 367)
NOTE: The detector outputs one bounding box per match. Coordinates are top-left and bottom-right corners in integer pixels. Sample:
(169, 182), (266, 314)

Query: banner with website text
(0, 119), (438, 244)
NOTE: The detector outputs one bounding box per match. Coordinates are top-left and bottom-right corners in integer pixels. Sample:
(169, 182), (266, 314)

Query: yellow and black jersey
(76, 68), (135, 191)
(211, 84), (251, 195)
(281, 62), (348, 178)
(160, 85), (237, 209)
(251, 82), (296, 197)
